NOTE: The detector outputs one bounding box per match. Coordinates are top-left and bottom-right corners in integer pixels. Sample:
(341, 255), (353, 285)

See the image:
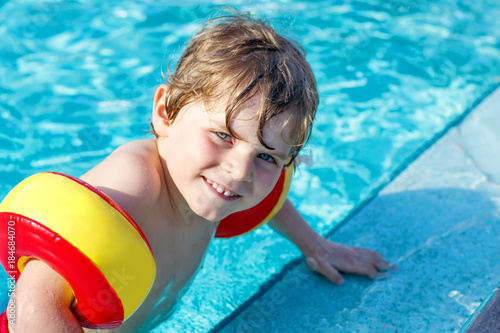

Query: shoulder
(80, 139), (163, 223)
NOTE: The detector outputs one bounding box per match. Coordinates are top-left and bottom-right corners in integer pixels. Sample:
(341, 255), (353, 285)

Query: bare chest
(108, 212), (214, 332)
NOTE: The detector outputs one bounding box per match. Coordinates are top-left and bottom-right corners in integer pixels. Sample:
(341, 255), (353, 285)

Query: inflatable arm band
(0, 172), (156, 329)
(215, 165), (293, 238)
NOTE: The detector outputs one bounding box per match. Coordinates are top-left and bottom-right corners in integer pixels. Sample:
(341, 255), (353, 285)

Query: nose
(222, 150), (253, 182)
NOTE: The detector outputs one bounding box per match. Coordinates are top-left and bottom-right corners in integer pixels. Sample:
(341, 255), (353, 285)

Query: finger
(320, 264), (345, 285)
(306, 256), (319, 272)
(351, 258), (398, 279)
(377, 272), (392, 279)
(370, 255), (391, 271)
(307, 257), (345, 285)
(345, 259), (380, 279)
(353, 248), (392, 271)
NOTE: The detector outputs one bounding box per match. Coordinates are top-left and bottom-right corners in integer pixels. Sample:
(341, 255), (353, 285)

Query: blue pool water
(1, 0), (500, 332)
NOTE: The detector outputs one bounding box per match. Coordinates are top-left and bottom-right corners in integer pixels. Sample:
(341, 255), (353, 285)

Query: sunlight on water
(0, 0), (499, 332)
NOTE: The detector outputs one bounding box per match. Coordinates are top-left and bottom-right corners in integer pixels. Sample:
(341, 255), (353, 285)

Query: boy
(8, 13), (390, 333)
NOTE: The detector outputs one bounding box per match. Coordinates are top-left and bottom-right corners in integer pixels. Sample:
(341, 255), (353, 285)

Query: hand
(304, 237), (394, 285)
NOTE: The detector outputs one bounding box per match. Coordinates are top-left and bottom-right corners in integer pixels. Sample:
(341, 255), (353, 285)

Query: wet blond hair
(156, 12), (318, 166)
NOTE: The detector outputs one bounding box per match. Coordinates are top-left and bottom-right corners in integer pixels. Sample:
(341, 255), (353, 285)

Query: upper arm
(9, 259), (84, 332)
(7, 142), (161, 332)
(80, 141), (162, 224)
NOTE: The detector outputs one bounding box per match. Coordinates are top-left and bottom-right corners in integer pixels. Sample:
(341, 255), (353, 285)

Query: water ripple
(0, 0), (500, 332)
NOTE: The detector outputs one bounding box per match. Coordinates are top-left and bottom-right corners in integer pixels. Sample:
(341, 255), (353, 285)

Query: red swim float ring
(216, 166), (293, 238)
(0, 173), (156, 329)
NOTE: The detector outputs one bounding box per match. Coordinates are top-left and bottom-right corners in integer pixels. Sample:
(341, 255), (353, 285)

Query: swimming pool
(1, 0), (499, 332)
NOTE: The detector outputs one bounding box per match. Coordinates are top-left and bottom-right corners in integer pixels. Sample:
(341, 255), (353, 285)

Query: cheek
(165, 130), (214, 173)
(183, 135), (223, 172)
(253, 167), (282, 199)
(195, 135), (219, 160)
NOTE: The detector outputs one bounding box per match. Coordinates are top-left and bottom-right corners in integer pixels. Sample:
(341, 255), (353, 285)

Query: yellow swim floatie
(0, 172), (156, 329)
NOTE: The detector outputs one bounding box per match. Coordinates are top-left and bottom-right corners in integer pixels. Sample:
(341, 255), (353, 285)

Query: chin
(192, 205), (230, 223)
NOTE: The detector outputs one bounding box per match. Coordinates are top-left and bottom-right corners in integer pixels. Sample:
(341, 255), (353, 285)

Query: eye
(215, 132), (232, 142)
(257, 153), (276, 163)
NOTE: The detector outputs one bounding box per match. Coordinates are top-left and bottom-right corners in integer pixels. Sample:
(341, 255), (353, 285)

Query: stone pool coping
(213, 85), (500, 332)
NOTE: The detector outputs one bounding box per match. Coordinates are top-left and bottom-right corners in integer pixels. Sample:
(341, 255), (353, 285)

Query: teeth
(205, 178), (238, 197)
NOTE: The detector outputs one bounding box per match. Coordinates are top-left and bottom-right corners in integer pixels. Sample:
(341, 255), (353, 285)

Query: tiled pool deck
(215, 87), (500, 332)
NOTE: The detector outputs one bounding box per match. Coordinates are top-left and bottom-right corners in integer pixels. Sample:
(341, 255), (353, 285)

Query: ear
(152, 84), (171, 137)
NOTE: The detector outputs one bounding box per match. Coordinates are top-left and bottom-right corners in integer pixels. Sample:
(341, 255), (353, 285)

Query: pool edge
(209, 82), (500, 333)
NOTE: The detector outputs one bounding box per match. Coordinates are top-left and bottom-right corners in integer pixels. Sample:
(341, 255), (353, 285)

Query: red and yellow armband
(215, 165), (293, 238)
(0, 172), (156, 329)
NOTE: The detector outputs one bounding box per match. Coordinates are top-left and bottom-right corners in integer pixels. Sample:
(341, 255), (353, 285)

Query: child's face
(154, 87), (293, 222)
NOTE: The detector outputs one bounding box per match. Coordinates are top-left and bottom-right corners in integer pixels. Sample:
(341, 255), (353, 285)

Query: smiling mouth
(204, 177), (240, 197)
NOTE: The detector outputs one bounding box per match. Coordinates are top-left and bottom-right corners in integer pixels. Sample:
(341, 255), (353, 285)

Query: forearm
(10, 305), (84, 333)
(267, 198), (321, 257)
(9, 259), (84, 333)
(269, 198), (392, 284)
